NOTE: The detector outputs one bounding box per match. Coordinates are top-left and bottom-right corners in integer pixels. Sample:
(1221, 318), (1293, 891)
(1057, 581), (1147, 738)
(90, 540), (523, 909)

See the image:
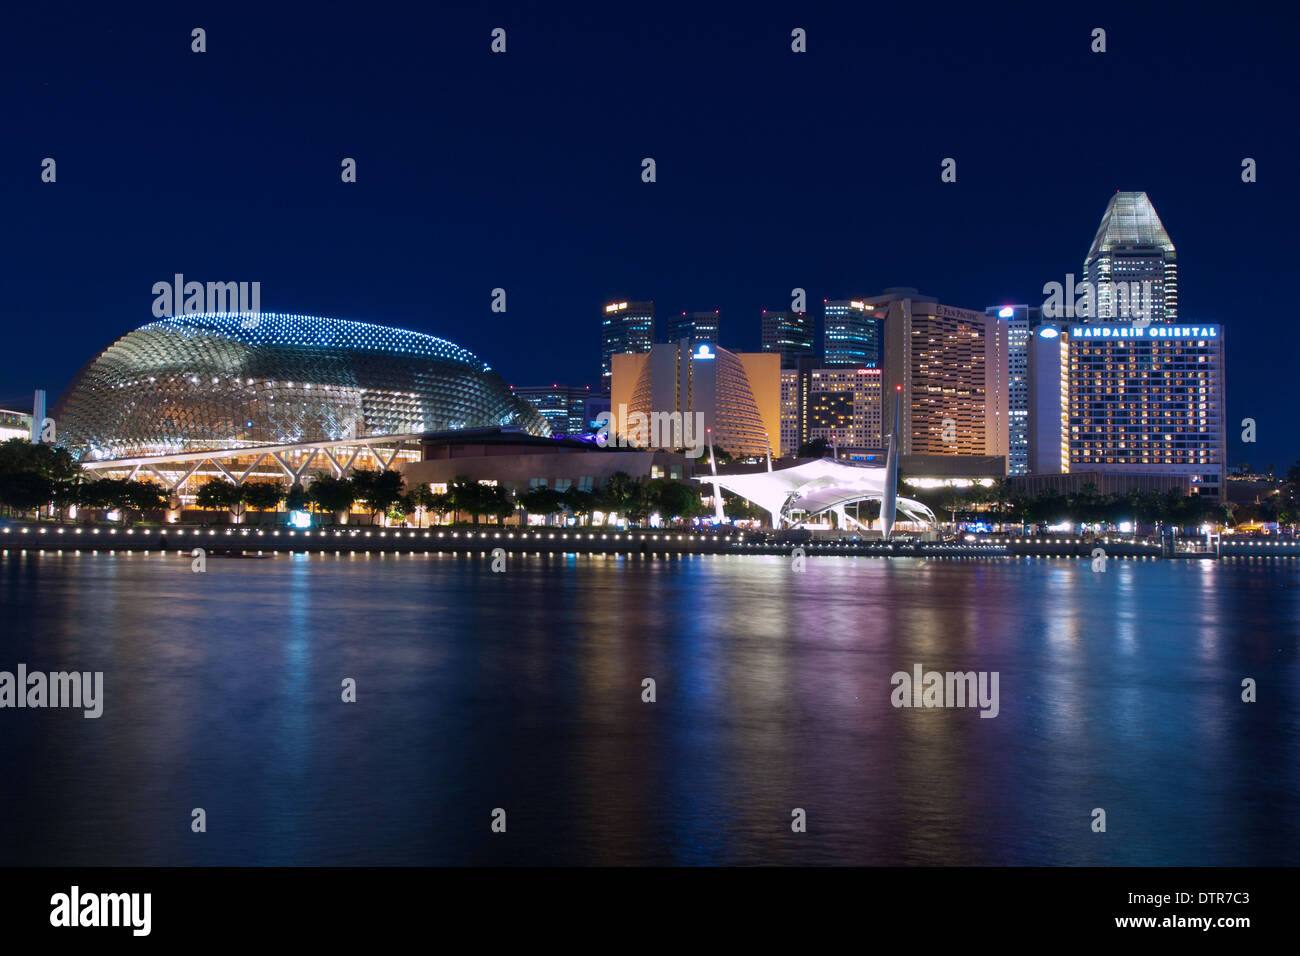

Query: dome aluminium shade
(54, 313), (549, 461)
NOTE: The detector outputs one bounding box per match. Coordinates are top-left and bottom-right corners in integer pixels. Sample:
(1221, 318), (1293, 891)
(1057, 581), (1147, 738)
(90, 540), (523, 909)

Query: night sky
(4, 1), (1296, 466)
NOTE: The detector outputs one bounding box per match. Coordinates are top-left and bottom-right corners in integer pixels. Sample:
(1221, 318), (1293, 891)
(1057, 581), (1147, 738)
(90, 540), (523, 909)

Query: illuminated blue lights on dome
(55, 312), (548, 460)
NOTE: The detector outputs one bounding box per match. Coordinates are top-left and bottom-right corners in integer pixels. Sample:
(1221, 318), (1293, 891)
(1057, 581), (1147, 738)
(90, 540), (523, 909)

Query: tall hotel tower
(1082, 191), (1178, 322)
(600, 300), (655, 393)
(1027, 322), (1226, 500)
(870, 288), (1010, 464)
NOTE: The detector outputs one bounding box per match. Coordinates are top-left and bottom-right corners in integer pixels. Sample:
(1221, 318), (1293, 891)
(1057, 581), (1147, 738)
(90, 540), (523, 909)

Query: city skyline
(5, 3), (1294, 470)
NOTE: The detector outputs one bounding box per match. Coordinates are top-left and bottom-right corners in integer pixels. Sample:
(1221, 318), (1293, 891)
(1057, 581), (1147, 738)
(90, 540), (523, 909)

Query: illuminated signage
(1038, 326), (1059, 339)
(694, 343), (715, 359)
(604, 301), (629, 313)
(998, 306), (1015, 318)
(850, 300), (866, 310)
(1069, 325), (1219, 339)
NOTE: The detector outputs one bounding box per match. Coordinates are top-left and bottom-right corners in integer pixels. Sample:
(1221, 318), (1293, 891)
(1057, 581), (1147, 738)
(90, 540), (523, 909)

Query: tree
(646, 478), (703, 524)
(599, 471), (636, 523)
(483, 485), (515, 524)
(426, 491), (452, 525)
(242, 482), (285, 525)
(0, 471), (54, 518)
(403, 485), (436, 528)
(127, 480), (168, 520)
(0, 439), (80, 520)
(307, 473), (356, 523)
(449, 476), (497, 524)
(286, 483), (311, 514)
(396, 492), (420, 527)
(562, 486), (597, 525)
(519, 486), (563, 525)
(350, 469), (405, 525)
(797, 438), (829, 458)
(721, 488), (765, 522)
(195, 478), (240, 525)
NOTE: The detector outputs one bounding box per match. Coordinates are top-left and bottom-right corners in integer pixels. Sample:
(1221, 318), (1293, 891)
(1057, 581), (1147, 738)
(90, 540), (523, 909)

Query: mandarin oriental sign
(1069, 325), (1219, 339)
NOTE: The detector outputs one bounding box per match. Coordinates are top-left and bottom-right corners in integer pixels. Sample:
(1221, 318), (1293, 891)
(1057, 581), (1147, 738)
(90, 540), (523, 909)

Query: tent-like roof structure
(696, 458), (936, 529)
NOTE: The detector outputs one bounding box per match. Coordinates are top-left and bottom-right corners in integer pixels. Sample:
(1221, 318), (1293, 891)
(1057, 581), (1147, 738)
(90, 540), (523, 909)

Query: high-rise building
(823, 299), (882, 367)
(1082, 191), (1178, 322)
(511, 384), (595, 437)
(869, 288), (1009, 467)
(600, 300), (655, 393)
(806, 368), (883, 453)
(1027, 324), (1069, 475)
(760, 310), (815, 368)
(667, 311), (720, 346)
(778, 369), (801, 457)
(610, 342), (780, 458)
(1027, 321), (1225, 500)
(986, 304), (1043, 475)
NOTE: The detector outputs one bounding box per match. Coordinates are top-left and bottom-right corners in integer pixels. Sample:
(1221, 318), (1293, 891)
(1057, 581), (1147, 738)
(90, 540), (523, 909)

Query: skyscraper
(806, 368), (883, 454)
(1027, 322), (1226, 500)
(986, 304), (1042, 476)
(823, 299), (881, 367)
(511, 384), (595, 437)
(760, 310), (815, 368)
(600, 300), (654, 393)
(610, 342), (780, 458)
(869, 288), (1009, 465)
(667, 311), (720, 346)
(1082, 191), (1178, 322)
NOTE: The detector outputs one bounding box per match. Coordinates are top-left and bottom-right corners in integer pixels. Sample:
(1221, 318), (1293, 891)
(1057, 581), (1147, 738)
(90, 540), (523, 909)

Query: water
(1, 550), (1297, 865)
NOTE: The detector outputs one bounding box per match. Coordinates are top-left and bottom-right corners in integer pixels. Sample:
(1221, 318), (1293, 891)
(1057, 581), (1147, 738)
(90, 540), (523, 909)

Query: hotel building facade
(610, 341), (780, 458)
(1027, 322), (1225, 500)
(869, 289), (1009, 466)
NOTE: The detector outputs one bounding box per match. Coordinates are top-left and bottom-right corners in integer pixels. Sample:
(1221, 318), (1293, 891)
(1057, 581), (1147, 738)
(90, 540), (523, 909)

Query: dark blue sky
(4, 1), (1296, 467)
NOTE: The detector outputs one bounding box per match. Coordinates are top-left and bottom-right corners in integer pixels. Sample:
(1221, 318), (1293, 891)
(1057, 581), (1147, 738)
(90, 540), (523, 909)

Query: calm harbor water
(1, 550), (1297, 866)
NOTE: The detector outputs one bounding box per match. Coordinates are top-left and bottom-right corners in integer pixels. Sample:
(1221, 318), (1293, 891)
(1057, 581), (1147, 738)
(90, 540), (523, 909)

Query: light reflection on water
(0, 551), (1297, 865)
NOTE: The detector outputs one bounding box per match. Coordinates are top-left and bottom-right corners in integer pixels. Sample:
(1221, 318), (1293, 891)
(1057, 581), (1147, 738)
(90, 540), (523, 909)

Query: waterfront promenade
(2, 522), (1296, 560)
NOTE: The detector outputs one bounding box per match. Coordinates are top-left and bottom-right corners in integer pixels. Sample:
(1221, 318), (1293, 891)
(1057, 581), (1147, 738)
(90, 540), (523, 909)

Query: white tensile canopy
(694, 458), (936, 530)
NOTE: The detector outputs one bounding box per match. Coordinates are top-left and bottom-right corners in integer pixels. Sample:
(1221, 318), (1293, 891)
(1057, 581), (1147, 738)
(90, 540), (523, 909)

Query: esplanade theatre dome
(55, 313), (549, 461)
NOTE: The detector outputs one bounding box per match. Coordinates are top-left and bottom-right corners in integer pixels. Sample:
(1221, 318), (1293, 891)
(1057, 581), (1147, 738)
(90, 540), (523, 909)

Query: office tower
(667, 311), (720, 346)
(1082, 191), (1178, 322)
(823, 299), (882, 367)
(986, 304), (1043, 475)
(761, 310), (815, 368)
(610, 341), (780, 458)
(870, 288), (1009, 466)
(511, 384), (595, 436)
(600, 300), (655, 393)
